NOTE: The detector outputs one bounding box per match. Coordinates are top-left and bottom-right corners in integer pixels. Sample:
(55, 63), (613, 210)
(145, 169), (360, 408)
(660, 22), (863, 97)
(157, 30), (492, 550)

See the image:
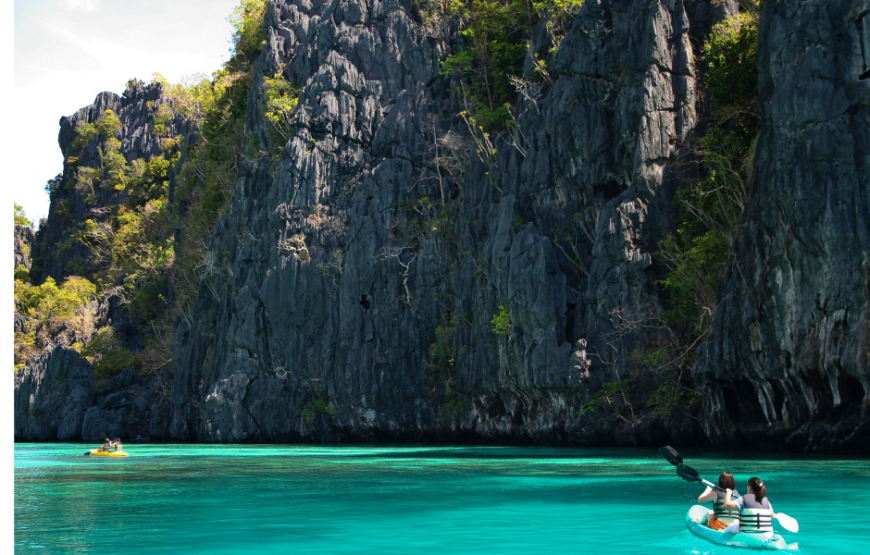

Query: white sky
(11, 0), (240, 227)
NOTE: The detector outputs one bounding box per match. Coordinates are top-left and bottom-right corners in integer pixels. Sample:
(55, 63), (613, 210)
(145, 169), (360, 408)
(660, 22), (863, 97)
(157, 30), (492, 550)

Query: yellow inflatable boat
(86, 449), (128, 457)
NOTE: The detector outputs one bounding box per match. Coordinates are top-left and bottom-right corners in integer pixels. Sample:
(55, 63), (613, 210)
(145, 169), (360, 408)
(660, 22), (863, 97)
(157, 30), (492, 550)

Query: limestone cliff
(14, 0), (870, 453)
(698, 0), (870, 453)
(14, 224), (34, 271)
(168, 0), (726, 444)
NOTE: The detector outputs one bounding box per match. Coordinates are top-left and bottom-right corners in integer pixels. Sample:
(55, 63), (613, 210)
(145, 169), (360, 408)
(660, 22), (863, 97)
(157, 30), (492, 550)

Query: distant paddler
(84, 434), (129, 457)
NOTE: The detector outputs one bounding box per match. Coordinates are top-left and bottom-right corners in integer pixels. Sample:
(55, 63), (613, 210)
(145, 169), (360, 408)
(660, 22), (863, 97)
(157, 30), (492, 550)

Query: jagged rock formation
(14, 347), (96, 440)
(79, 367), (173, 442)
(168, 0), (726, 444)
(15, 0), (870, 453)
(34, 82), (193, 285)
(14, 347), (172, 442)
(698, 0), (870, 453)
(14, 224), (34, 270)
(14, 224), (35, 335)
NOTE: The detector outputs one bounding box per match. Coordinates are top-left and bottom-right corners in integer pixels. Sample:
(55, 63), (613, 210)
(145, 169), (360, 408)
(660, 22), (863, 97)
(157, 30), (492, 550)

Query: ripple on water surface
(14, 444), (869, 554)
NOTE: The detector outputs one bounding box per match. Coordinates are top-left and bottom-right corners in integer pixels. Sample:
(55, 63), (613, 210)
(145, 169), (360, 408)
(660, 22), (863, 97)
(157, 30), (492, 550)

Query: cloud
(62, 0), (100, 12)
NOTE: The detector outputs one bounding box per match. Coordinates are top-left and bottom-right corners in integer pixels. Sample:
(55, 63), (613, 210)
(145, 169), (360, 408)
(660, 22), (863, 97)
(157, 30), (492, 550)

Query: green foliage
(15, 276), (95, 323)
(45, 174), (63, 196)
(437, 0), (528, 130)
(532, 0), (584, 16)
(96, 109), (122, 138)
(152, 73), (217, 119)
(101, 149), (128, 191)
(70, 110), (132, 193)
(72, 121), (98, 152)
(440, 49), (475, 76)
(13, 276), (97, 369)
(229, 0), (268, 59)
(436, 379), (467, 424)
(647, 371), (696, 418)
(658, 231), (728, 332)
(429, 314), (461, 372)
(127, 154), (177, 205)
(657, 8), (759, 337)
(14, 265), (30, 282)
(432, 0), (585, 130)
(263, 74), (300, 142)
(580, 381), (628, 414)
(301, 398), (338, 423)
(82, 327), (141, 384)
(704, 12), (759, 109)
(14, 203), (32, 227)
(490, 304), (511, 335)
(152, 103), (174, 137)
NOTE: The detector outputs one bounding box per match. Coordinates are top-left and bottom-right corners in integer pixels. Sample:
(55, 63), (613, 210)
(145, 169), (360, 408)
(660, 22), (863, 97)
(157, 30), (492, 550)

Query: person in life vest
(722, 477), (776, 534)
(697, 471), (741, 531)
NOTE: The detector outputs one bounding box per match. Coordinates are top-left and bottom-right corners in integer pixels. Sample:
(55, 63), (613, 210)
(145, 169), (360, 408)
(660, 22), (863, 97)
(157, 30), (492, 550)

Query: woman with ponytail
(723, 477), (776, 534)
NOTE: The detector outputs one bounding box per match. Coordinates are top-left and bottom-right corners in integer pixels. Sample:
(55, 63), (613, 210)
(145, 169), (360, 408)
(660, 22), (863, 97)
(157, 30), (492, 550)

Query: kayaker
(697, 471), (741, 530)
(100, 437), (112, 452)
(723, 477), (775, 534)
(113, 438), (123, 452)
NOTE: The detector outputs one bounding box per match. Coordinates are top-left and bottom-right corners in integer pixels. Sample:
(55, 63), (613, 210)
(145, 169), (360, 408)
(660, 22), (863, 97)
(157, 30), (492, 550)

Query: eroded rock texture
(168, 0), (722, 444)
(698, 0), (870, 453)
(14, 348), (173, 442)
(17, 0), (869, 452)
(14, 347), (96, 441)
(14, 224), (34, 270)
(35, 82), (194, 284)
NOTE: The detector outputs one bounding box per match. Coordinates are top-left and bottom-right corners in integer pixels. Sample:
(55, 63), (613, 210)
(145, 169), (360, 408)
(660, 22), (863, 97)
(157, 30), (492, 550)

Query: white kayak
(686, 505), (789, 550)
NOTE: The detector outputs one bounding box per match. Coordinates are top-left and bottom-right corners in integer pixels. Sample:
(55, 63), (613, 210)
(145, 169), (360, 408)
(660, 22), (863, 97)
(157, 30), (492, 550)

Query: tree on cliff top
(14, 204), (32, 227)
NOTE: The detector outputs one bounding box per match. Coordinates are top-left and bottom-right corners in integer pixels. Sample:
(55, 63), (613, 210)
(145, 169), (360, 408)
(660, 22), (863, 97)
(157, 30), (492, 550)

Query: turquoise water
(14, 444), (869, 554)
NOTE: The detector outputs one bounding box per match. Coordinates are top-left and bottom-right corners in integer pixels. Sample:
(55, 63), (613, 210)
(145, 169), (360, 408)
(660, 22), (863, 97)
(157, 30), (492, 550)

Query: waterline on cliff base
(15, 445), (869, 554)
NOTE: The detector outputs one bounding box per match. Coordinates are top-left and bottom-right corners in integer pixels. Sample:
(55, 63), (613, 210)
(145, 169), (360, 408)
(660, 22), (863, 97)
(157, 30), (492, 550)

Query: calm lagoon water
(14, 444), (869, 554)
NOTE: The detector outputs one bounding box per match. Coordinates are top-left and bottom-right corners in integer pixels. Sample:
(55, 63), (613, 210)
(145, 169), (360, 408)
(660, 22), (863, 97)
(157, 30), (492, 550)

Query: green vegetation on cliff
(14, 276), (96, 371)
(14, 0), (275, 378)
(648, 5), (760, 415)
(580, 4), (761, 422)
(434, 0), (584, 130)
(14, 204), (32, 227)
(659, 6), (759, 336)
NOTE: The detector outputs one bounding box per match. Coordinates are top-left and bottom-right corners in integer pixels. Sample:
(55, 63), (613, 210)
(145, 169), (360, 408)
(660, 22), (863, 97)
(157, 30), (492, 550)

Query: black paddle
(659, 445), (683, 466)
(659, 446), (728, 492)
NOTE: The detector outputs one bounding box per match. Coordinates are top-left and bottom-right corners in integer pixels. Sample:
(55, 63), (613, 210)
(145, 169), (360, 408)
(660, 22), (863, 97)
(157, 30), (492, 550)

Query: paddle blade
(676, 463), (701, 483)
(775, 513), (799, 534)
(659, 446), (683, 466)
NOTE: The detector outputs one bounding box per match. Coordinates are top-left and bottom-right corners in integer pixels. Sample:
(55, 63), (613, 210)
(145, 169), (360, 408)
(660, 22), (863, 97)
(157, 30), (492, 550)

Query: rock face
(80, 368), (174, 442)
(168, 0), (724, 444)
(14, 348), (173, 442)
(13, 81), (193, 443)
(14, 224), (34, 270)
(34, 82), (193, 285)
(698, 0), (870, 453)
(15, 0), (870, 452)
(14, 348), (96, 441)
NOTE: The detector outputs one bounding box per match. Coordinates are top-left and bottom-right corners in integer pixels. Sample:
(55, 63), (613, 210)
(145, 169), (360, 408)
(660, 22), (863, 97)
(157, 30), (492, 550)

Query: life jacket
(739, 494), (773, 533)
(713, 490), (741, 522)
